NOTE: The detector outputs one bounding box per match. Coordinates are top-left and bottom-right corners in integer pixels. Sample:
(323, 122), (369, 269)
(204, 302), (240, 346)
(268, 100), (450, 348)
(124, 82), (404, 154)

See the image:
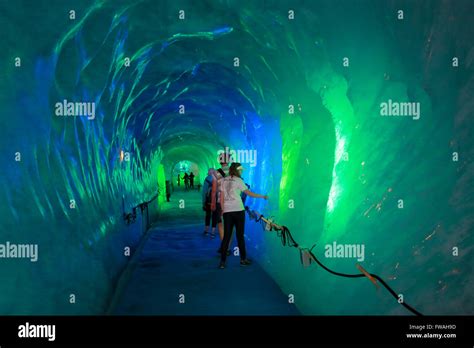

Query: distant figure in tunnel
(184, 172), (189, 190)
(165, 180), (171, 202)
(202, 169), (219, 238)
(212, 158), (230, 253)
(177, 174), (181, 187)
(189, 172), (195, 189)
(219, 162), (268, 269)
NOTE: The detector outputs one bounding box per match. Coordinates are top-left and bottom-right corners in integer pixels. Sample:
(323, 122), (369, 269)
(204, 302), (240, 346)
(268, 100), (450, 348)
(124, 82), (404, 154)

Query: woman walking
(219, 163), (268, 269)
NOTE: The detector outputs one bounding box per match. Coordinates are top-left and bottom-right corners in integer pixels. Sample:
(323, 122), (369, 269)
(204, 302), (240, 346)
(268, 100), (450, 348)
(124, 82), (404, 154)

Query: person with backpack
(202, 169), (218, 238)
(218, 163), (268, 269)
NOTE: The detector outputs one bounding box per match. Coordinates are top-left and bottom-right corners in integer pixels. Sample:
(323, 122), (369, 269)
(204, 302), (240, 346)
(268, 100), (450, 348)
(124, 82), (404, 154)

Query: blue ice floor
(110, 187), (300, 315)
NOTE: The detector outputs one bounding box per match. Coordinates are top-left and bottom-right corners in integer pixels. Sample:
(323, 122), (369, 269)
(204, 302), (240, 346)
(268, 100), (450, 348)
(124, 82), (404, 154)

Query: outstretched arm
(243, 190), (268, 200)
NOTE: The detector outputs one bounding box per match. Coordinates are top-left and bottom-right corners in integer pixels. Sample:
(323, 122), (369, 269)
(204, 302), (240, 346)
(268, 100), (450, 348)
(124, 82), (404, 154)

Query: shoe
(210, 233), (216, 239)
(240, 259), (252, 266)
(219, 262), (226, 269)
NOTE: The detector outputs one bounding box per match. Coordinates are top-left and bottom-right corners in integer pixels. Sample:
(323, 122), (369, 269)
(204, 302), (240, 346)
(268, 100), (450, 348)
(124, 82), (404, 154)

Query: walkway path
(110, 187), (299, 315)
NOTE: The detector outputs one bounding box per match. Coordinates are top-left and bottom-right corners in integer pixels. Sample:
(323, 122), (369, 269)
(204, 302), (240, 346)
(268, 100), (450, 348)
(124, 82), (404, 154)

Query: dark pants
(206, 203), (222, 228)
(220, 210), (246, 263)
(205, 207), (218, 228)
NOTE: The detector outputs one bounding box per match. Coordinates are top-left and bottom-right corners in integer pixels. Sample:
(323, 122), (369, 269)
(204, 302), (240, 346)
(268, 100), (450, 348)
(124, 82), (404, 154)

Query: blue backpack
(204, 178), (213, 205)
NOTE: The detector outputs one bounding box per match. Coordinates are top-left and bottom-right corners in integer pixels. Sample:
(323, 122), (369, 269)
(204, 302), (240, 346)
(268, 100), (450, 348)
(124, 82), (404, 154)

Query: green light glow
(157, 164), (166, 204)
(326, 128), (347, 213)
(279, 112), (303, 211)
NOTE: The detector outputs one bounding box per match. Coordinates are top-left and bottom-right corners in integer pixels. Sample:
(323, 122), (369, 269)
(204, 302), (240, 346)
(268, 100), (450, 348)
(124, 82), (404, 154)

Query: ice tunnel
(0, 0), (473, 316)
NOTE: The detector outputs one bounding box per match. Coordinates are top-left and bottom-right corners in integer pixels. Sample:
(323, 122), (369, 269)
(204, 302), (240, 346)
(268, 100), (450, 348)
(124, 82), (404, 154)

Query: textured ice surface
(0, 0), (473, 314)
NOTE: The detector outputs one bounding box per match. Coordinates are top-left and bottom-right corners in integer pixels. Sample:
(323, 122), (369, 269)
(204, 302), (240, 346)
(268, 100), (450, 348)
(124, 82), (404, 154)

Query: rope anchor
(356, 263), (379, 289)
(300, 248), (312, 268)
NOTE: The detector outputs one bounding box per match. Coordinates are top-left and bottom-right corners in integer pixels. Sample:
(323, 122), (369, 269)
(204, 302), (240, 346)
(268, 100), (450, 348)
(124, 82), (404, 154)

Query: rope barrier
(123, 192), (159, 225)
(244, 206), (423, 316)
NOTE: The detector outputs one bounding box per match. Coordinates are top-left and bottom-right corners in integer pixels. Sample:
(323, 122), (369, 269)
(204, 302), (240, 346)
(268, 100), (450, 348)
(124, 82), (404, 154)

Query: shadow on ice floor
(109, 187), (300, 315)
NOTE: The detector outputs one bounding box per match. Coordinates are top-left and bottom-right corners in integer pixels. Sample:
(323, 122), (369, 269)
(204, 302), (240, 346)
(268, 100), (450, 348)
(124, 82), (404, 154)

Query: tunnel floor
(109, 187), (300, 315)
